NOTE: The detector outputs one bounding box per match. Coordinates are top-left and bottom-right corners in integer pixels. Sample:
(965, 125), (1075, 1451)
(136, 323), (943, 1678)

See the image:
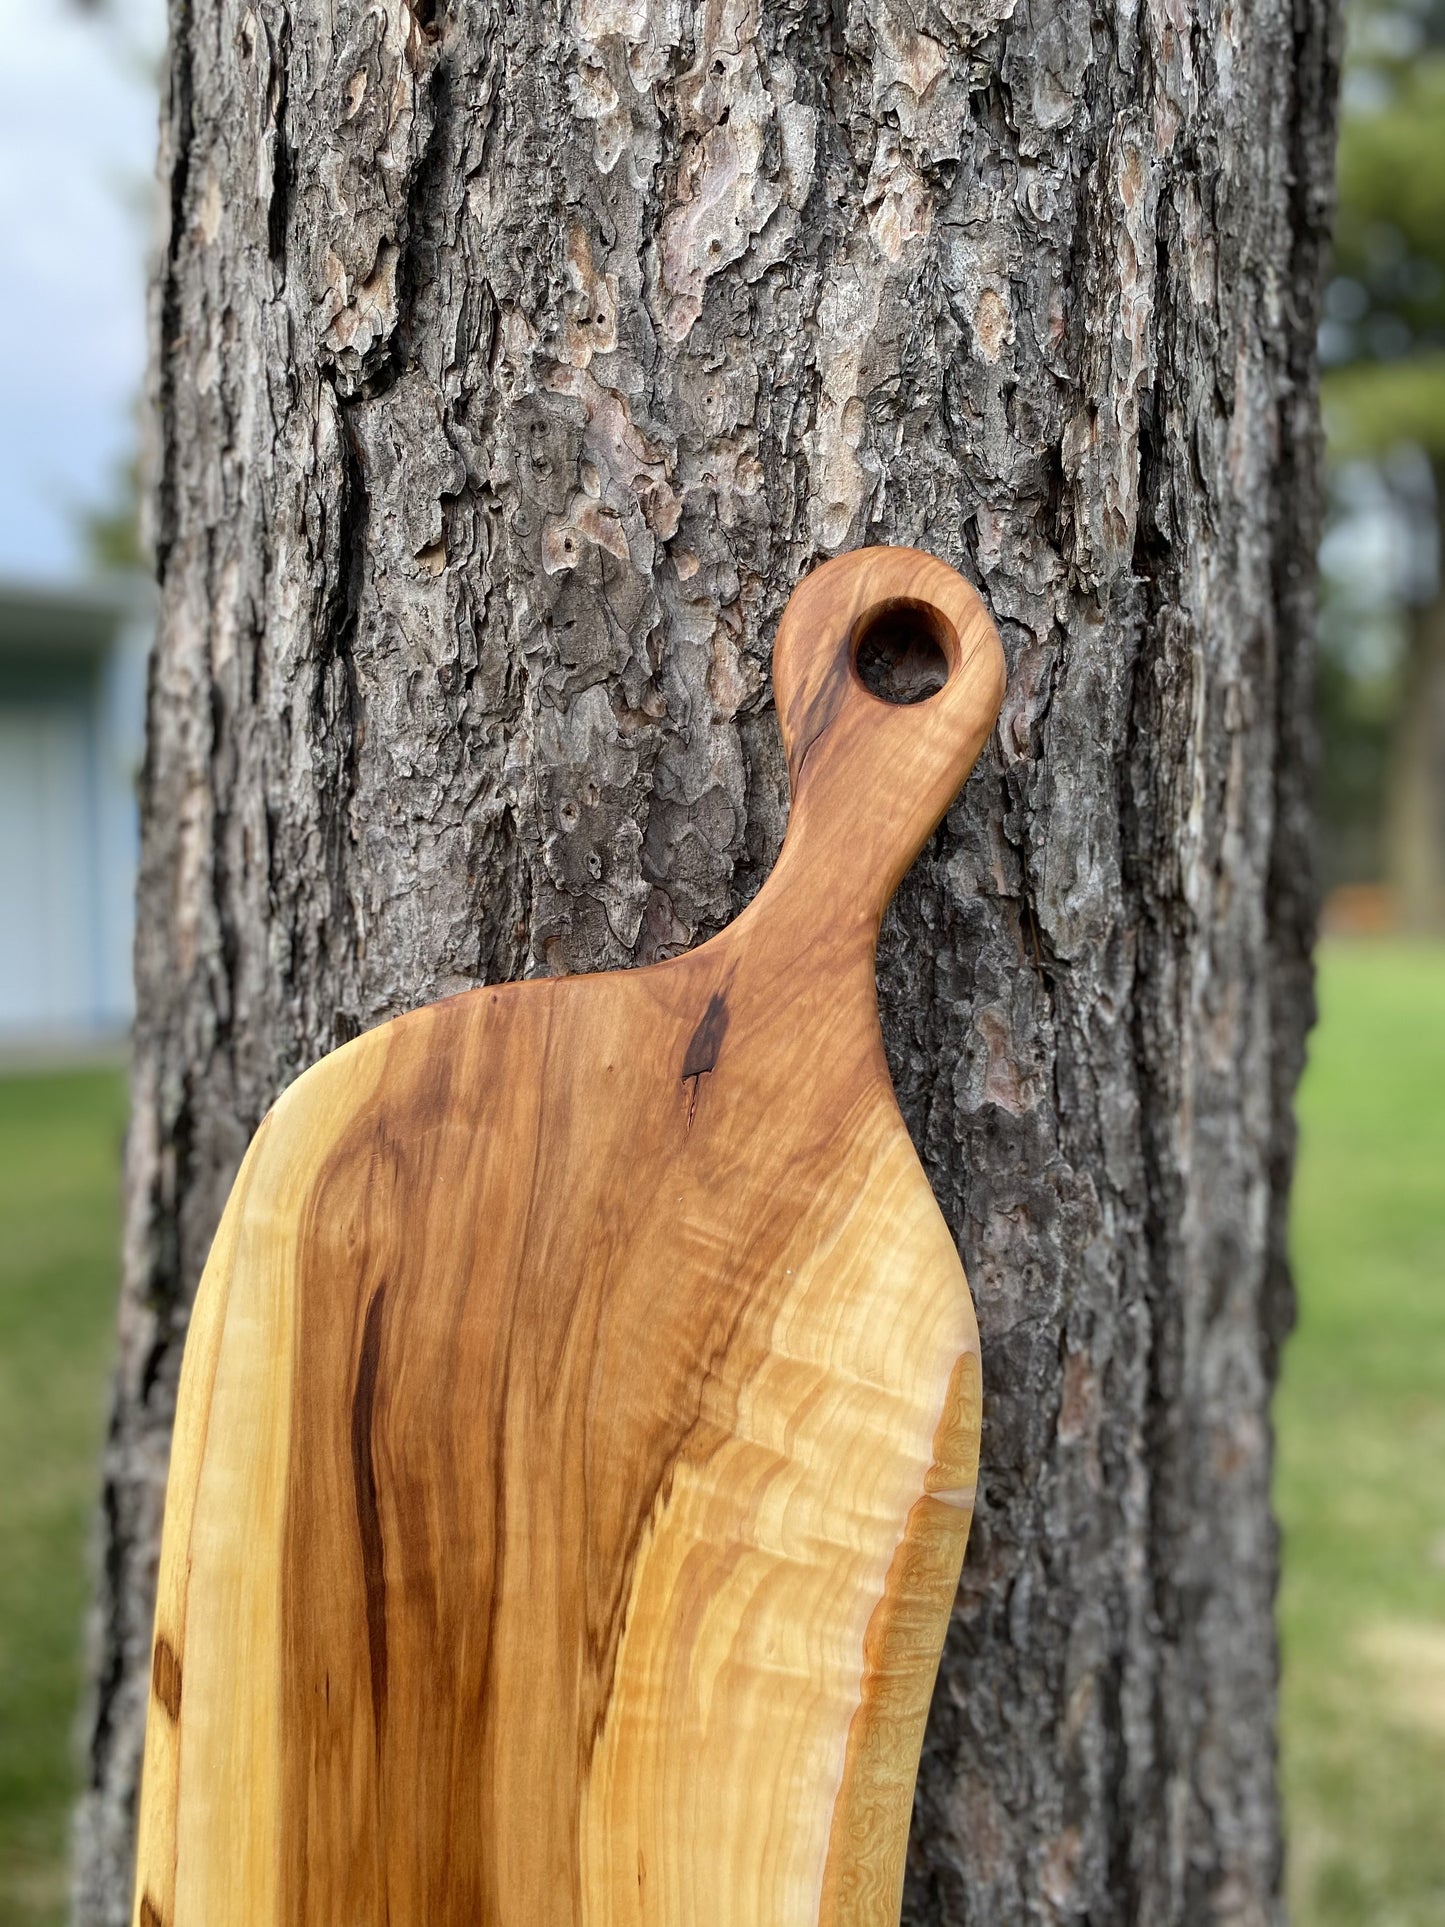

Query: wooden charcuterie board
(133, 545), (1006, 1927)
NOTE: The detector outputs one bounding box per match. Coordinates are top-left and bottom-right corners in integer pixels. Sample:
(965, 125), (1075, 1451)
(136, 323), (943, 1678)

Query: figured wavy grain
(132, 548), (1005, 1927)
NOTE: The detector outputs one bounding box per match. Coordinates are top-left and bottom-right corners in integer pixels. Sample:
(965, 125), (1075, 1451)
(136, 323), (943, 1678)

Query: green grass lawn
(0, 1066), (127, 1927)
(0, 946), (1440, 1924)
(1278, 943), (1445, 1926)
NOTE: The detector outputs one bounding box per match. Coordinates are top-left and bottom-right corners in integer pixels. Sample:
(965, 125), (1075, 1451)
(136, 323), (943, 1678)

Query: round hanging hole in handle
(851, 597), (957, 706)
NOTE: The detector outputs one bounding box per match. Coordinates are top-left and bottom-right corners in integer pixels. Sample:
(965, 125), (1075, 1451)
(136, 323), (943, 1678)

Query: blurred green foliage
(1329, 40), (1445, 399)
(80, 450), (145, 576)
(1317, 0), (1445, 894)
(1326, 353), (1445, 464)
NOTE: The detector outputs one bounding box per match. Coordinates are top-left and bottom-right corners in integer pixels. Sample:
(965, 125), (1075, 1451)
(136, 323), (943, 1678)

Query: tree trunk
(1384, 460), (1445, 932)
(75, 1), (1338, 1921)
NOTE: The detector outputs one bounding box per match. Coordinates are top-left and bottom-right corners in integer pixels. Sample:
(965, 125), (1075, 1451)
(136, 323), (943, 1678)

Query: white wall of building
(0, 583), (149, 1047)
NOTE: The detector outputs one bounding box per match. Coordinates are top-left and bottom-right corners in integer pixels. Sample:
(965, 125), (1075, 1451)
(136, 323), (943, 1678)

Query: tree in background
(74, 2), (1338, 1921)
(1320, 0), (1445, 925)
(80, 446), (146, 575)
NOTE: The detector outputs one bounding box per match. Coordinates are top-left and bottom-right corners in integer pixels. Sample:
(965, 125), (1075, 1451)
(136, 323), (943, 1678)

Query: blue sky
(0, 0), (164, 582)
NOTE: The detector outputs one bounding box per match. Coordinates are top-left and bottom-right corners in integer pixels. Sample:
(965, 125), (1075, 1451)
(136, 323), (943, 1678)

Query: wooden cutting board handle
(131, 544), (1006, 1927)
(771, 547), (1004, 922)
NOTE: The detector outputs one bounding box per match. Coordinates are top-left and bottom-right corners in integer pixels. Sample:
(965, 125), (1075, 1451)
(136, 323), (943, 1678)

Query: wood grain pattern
(132, 545), (1005, 1927)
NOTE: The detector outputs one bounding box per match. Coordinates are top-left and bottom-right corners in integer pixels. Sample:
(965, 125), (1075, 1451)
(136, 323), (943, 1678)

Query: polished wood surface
(132, 545), (1006, 1927)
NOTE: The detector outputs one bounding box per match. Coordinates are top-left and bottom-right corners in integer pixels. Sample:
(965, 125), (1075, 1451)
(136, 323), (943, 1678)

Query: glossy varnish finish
(133, 546), (1006, 1927)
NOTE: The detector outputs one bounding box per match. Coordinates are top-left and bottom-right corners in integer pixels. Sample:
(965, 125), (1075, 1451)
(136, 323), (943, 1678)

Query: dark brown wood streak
(350, 1281), (389, 1742)
(150, 1639), (181, 1724)
(786, 641), (857, 791)
(681, 989), (730, 1080)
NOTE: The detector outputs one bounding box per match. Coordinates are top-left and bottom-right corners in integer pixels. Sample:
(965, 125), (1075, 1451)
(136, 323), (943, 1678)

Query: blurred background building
(0, 581), (149, 1048)
(0, 0), (158, 1059)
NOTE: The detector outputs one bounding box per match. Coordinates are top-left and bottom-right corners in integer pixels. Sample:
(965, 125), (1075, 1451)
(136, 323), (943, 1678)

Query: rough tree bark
(76, 0), (1338, 1920)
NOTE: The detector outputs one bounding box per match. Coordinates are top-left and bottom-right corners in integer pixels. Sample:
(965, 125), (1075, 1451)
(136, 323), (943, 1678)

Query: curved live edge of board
(132, 546), (1006, 1927)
